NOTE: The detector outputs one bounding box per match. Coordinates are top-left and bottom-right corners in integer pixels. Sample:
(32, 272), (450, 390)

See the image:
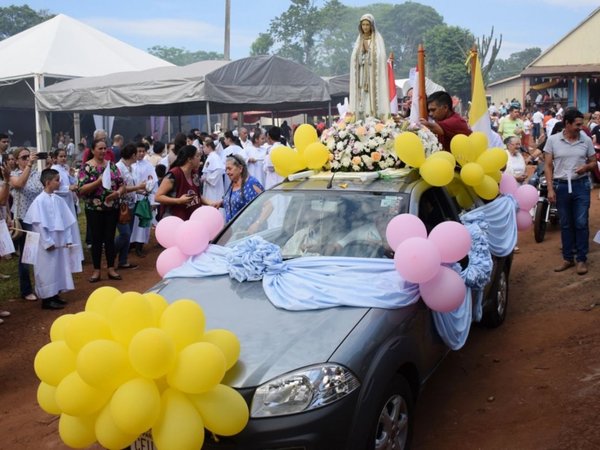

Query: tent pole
(328, 102), (332, 127)
(167, 116), (172, 142)
(73, 113), (81, 151)
(206, 103), (212, 133)
(34, 74), (44, 153)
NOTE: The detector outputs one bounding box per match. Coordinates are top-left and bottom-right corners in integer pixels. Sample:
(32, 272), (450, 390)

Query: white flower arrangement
(321, 114), (442, 172)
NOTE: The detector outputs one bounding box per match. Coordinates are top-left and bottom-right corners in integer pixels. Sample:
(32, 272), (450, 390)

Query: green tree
(424, 25), (475, 102)
(147, 46), (224, 66)
(489, 47), (541, 83)
(376, 2), (444, 78)
(267, 0), (321, 67)
(0, 4), (54, 40)
(316, 0), (356, 75)
(250, 33), (274, 56)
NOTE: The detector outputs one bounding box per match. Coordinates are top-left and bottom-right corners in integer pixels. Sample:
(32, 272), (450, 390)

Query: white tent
(0, 13), (172, 149)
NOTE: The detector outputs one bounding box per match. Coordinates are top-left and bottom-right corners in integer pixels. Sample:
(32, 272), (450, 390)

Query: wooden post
(573, 76), (578, 108)
(417, 44), (427, 120)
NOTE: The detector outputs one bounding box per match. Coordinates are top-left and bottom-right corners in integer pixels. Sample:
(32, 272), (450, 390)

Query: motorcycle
(533, 174), (559, 243)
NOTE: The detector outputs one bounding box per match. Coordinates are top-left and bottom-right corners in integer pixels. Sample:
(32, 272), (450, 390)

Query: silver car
(132, 172), (511, 450)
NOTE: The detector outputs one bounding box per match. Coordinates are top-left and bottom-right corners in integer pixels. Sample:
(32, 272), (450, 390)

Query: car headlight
(250, 364), (360, 418)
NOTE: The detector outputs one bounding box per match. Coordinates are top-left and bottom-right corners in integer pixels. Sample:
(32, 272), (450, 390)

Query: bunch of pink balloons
(154, 207), (225, 277)
(499, 173), (537, 231)
(386, 214), (471, 313)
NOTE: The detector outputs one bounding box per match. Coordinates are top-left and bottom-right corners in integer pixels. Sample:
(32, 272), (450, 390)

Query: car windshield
(215, 190), (408, 258)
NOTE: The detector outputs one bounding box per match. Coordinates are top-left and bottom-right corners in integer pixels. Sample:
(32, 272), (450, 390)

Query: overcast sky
(4, 0), (598, 69)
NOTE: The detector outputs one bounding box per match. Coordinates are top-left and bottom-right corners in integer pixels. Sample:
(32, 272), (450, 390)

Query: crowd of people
(0, 124), (293, 322)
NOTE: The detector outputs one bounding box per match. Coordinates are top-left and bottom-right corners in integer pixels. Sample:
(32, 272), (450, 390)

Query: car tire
(481, 262), (509, 328)
(367, 374), (414, 450)
(533, 200), (548, 243)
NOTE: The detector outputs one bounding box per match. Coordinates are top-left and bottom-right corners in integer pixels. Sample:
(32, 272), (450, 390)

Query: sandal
(0, 310), (10, 317)
(22, 293), (38, 301)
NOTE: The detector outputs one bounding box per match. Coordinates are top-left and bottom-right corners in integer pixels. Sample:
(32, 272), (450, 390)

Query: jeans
(16, 221), (33, 297)
(554, 177), (591, 262)
(114, 218), (133, 267)
(85, 208), (119, 270)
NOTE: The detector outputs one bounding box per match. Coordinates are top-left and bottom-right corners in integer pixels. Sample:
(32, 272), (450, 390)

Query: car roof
(271, 169), (421, 194)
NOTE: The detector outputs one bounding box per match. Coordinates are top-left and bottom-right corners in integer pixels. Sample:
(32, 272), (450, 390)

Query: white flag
(102, 163), (112, 190)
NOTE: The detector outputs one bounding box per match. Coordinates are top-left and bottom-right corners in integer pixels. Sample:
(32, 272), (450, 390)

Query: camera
(36, 152), (48, 159)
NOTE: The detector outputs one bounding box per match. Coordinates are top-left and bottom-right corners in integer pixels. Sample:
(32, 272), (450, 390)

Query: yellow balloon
(474, 175), (500, 200)
(293, 124), (318, 153)
(49, 313), (75, 342)
(108, 292), (155, 346)
(456, 188), (474, 209)
(489, 169), (502, 183)
(429, 150), (456, 167)
(160, 299), (206, 351)
(38, 381), (61, 415)
(129, 328), (176, 379)
(394, 132), (425, 167)
(154, 388), (205, 450)
(95, 404), (139, 450)
(59, 413), (97, 449)
(468, 131), (489, 159)
(477, 147), (508, 173)
(271, 146), (305, 177)
(55, 371), (111, 416)
(450, 134), (473, 166)
(167, 342), (226, 394)
(85, 286), (122, 319)
(303, 142), (330, 170)
(63, 311), (113, 353)
(110, 378), (161, 436)
(143, 292), (169, 324)
(77, 339), (134, 391)
(34, 341), (77, 386)
(201, 329), (240, 371)
(460, 162), (485, 187)
(419, 157), (454, 187)
(189, 384), (249, 436)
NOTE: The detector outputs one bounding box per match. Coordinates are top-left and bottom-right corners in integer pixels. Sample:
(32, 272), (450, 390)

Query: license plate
(130, 431), (157, 450)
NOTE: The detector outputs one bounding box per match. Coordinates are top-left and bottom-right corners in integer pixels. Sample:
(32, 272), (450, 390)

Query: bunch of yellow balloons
(450, 132), (507, 200)
(34, 287), (248, 450)
(271, 124), (330, 176)
(394, 132), (455, 187)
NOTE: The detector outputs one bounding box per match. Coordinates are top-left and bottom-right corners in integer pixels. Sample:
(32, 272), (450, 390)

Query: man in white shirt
(239, 127), (252, 150)
(532, 106), (544, 143)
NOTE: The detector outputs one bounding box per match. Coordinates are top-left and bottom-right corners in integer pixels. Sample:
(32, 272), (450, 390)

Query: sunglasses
(19, 155), (30, 160)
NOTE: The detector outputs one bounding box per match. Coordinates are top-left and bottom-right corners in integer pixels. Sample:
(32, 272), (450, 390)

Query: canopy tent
(36, 55), (332, 117)
(0, 13), (172, 149)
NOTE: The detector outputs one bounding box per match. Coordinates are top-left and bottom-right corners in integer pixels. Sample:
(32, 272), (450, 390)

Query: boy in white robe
(24, 169), (82, 310)
(131, 143), (158, 257)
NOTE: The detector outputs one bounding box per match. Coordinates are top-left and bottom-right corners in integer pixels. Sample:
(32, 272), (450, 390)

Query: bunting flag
(409, 67), (421, 125)
(387, 54), (398, 114)
(467, 51), (503, 147)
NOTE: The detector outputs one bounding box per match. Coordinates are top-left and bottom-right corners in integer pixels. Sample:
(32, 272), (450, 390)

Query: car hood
(155, 276), (369, 388)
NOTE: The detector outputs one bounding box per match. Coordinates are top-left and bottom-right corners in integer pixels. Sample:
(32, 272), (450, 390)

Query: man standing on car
(545, 108), (596, 275)
(420, 91), (471, 152)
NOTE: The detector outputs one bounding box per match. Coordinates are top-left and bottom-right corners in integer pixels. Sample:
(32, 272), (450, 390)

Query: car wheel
(533, 200), (548, 243)
(369, 375), (413, 450)
(481, 263), (509, 328)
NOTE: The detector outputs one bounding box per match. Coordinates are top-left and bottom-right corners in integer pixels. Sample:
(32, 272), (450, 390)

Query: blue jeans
(554, 177), (591, 262)
(114, 219), (133, 267)
(16, 222), (33, 297)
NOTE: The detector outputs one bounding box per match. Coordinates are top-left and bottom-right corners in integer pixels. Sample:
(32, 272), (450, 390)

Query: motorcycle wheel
(534, 200), (548, 243)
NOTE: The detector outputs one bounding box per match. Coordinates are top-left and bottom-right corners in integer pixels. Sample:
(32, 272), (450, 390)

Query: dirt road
(1, 194), (599, 450)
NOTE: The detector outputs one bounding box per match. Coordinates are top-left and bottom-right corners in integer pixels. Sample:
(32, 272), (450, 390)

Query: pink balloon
(386, 214), (427, 250)
(499, 172), (518, 195)
(394, 237), (441, 283)
(514, 184), (538, 211)
(156, 246), (189, 277)
(175, 220), (210, 256)
(155, 216), (184, 248)
(190, 206), (225, 239)
(419, 266), (466, 312)
(516, 209), (532, 231)
(428, 221), (472, 263)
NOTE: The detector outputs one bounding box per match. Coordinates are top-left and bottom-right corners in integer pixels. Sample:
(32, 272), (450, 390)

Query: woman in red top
(155, 145), (212, 220)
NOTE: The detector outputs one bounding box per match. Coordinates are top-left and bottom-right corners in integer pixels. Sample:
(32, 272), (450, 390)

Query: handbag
(118, 202), (132, 224)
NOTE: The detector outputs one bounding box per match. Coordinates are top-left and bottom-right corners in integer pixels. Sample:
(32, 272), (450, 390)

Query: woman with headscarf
(349, 14), (390, 119)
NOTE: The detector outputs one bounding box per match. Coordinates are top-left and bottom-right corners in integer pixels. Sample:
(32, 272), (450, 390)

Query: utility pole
(224, 0), (231, 61)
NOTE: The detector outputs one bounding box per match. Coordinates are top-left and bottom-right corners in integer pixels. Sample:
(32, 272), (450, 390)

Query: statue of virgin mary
(349, 14), (390, 120)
